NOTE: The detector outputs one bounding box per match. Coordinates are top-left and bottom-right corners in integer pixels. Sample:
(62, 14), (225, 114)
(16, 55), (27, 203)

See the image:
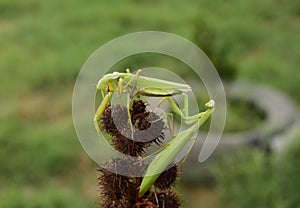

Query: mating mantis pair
(94, 69), (214, 197)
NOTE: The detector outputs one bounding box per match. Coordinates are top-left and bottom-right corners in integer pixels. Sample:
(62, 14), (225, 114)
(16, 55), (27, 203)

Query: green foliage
(213, 136), (300, 208)
(213, 149), (283, 208)
(277, 137), (300, 207)
(0, 186), (94, 208)
(193, 18), (237, 80)
(0, 121), (79, 185)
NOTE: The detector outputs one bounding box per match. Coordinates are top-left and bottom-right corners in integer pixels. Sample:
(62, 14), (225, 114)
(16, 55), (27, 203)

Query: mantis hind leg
(160, 111), (175, 137)
(158, 94), (205, 125)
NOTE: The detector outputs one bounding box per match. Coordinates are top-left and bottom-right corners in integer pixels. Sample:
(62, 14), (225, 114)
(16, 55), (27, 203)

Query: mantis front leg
(94, 91), (113, 133)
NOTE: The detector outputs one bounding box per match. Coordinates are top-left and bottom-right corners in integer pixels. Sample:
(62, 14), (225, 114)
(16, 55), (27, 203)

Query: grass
(0, 0), (300, 207)
(213, 135), (300, 208)
(212, 149), (282, 208)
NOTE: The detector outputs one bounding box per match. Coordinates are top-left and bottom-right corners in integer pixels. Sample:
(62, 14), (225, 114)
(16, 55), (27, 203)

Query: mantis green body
(94, 69), (191, 134)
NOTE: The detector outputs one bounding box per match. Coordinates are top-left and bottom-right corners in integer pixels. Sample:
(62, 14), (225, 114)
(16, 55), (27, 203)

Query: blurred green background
(1, 0), (300, 207)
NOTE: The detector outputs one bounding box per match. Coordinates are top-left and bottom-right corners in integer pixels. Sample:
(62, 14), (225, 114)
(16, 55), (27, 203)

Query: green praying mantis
(94, 69), (214, 196)
(94, 69), (191, 135)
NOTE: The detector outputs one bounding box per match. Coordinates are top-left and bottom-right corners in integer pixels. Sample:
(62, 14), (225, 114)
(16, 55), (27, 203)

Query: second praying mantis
(94, 69), (214, 196)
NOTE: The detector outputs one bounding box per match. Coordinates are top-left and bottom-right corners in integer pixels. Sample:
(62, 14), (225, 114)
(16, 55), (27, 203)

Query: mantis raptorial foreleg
(117, 78), (123, 96)
(94, 91), (113, 133)
(101, 90), (105, 99)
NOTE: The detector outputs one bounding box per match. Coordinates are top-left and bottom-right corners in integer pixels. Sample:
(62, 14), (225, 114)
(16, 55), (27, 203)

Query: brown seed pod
(98, 167), (133, 207)
(97, 156), (146, 207)
(100, 100), (165, 156)
(149, 190), (182, 208)
(112, 135), (152, 157)
(133, 200), (157, 208)
(154, 164), (180, 190)
(100, 104), (145, 156)
(133, 112), (165, 144)
(131, 100), (148, 122)
(100, 105), (124, 135)
(97, 99), (184, 207)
